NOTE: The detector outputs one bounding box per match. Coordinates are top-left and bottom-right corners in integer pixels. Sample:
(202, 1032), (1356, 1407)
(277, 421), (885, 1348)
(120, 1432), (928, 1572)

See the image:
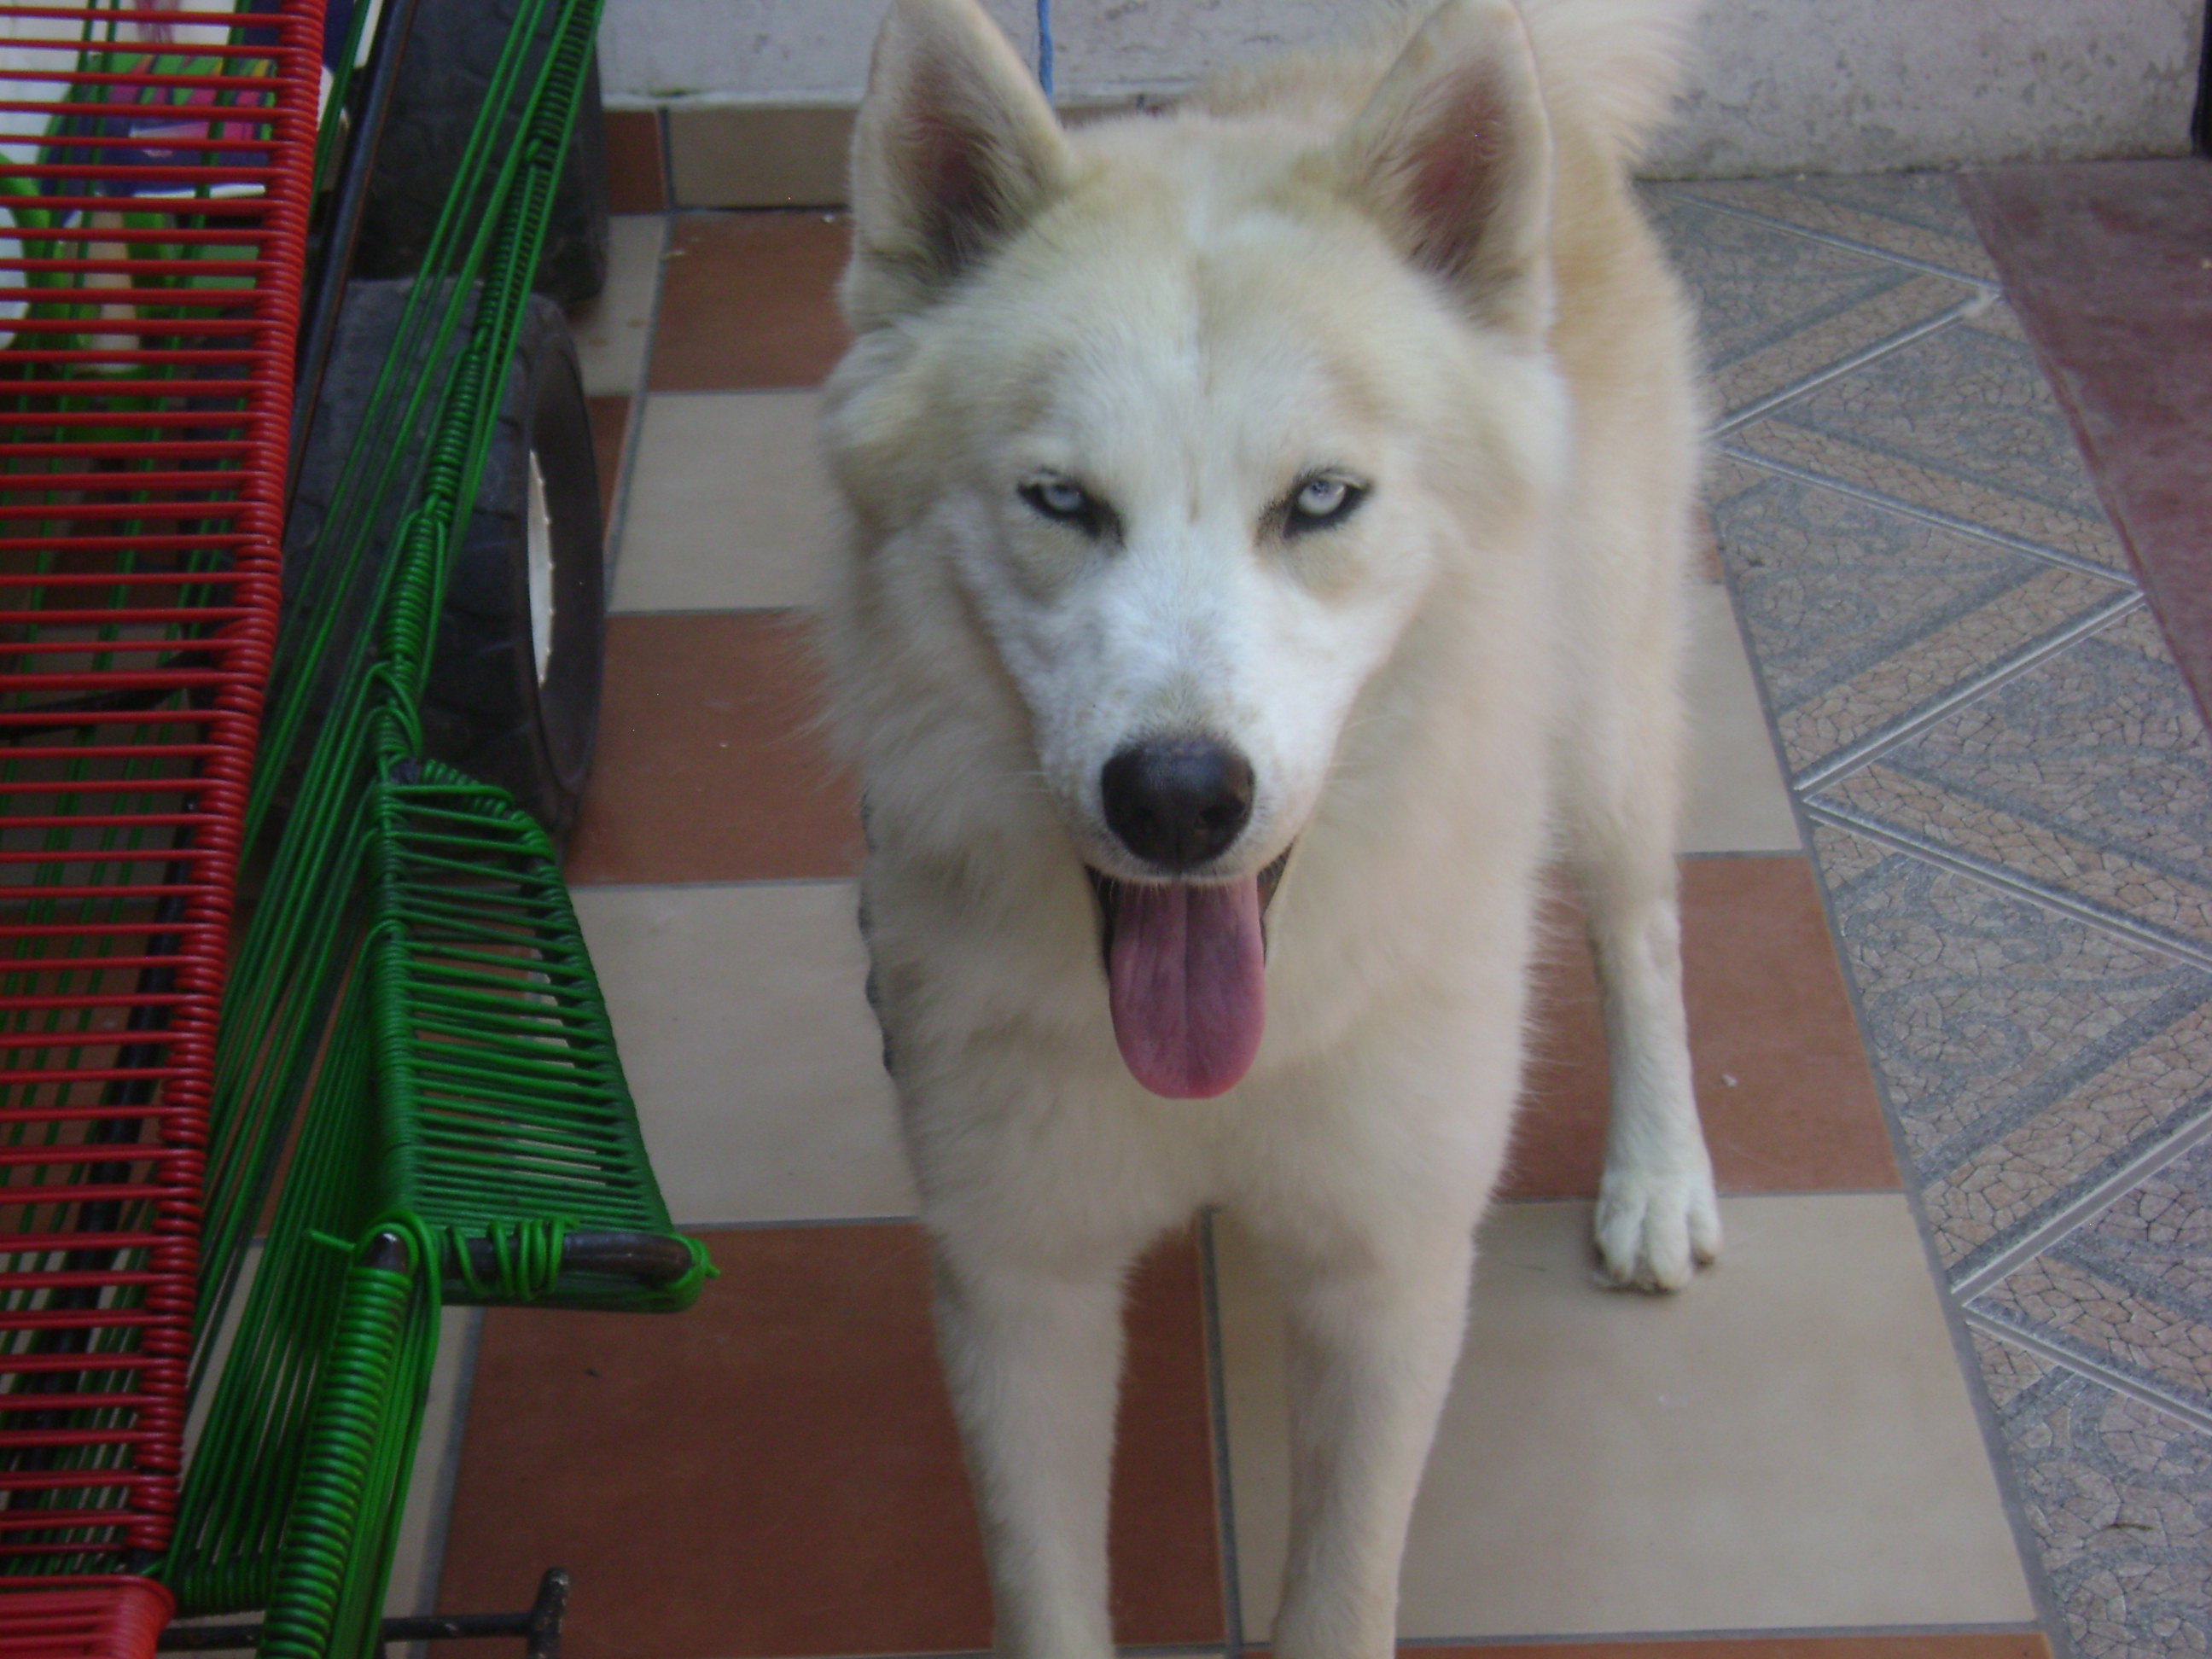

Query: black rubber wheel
(418, 293), (605, 841)
(284, 280), (606, 841)
(350, 2), (609, 305)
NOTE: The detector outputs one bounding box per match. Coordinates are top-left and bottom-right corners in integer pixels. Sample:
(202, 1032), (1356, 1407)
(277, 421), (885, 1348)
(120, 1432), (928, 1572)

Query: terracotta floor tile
(651, 212), (853, 391)
(603, 109), (666, 214)
(564, 611), (861, 886)
(1506, 855), (1897, 1200)
(1959, 159), (2212, 734)
(434, 1223), (1222, 1658)
(585, 394), (627, 541)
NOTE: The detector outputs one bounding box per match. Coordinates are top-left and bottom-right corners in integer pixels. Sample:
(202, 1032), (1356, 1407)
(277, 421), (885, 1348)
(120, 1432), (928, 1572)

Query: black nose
(1100, 738), (1254, 871)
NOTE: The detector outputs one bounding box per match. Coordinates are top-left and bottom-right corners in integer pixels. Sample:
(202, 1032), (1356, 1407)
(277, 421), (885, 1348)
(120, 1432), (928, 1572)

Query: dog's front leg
(932, 1243), (1128, 1659)
(1269, 1231), (1476, 1659)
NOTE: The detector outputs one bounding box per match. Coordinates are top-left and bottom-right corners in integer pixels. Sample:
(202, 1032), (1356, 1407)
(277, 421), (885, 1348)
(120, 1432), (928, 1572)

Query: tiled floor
(386, 160), (2212, 1659)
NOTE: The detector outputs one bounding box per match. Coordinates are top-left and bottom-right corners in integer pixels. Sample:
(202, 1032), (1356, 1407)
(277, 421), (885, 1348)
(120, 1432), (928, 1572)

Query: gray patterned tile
(1981, 1251), (2212, 1416)
(1714, 469), (2128, 776)
(1975, 1323), (2058, 1408)
(1647, 194), (1977, 416)
(1728, 315), (2130, 568)
(1978, 1138), (2212, 1418)
(1818, 609), (2212, 950)
(1813, 822), (2212, 1277)
(1705, 451), (1769, 507)
(1980, 1327), (2212, 1658)
(2072, 1140), (2212, 1313)
(1679, 172), (2003, 284)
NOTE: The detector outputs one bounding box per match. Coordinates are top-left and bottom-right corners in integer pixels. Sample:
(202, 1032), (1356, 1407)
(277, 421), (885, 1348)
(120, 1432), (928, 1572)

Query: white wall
(600, 0), (2209, 176)
(1656, 0), (2206, 176)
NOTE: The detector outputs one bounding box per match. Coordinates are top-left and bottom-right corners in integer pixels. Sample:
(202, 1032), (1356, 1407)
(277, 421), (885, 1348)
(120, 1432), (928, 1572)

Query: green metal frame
(118, 3), (710, 1653)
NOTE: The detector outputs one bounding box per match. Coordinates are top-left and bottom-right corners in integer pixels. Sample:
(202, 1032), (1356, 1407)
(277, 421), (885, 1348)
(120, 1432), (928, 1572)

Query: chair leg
(259, 1229), (439, 1659)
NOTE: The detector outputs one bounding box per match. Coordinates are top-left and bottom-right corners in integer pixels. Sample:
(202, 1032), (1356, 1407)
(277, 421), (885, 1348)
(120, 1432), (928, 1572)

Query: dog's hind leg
(1563, 567), (1722, 1291)
(1263, 1225), (1476, 1659)
(931, 1237), (1132, 1659)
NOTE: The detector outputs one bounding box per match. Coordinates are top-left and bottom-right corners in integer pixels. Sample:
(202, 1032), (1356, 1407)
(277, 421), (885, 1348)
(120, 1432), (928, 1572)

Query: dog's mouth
(1086, 846), (1293, 1101)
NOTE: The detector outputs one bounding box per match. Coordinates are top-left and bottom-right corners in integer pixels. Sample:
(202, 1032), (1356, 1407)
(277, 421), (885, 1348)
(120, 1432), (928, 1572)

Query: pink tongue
(1108, 878), (1266, 1099)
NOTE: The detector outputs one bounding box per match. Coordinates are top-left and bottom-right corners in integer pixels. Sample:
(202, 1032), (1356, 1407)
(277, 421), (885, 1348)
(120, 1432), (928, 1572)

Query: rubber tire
(284, 280), (606, 841)
(350, 2), (609, 305)
(418, 293), (606, 841)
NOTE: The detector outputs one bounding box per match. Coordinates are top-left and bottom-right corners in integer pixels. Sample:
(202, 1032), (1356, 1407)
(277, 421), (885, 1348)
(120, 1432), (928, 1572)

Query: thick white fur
(819, 2), (1717, 1653)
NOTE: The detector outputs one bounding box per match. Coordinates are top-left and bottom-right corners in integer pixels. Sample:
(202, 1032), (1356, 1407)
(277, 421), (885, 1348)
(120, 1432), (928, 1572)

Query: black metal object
(452, 1228), (701, 1296)
(157, 1566), (569, 1656)
(2196, 0), (2212, 154)
(286, 0), (425, 511)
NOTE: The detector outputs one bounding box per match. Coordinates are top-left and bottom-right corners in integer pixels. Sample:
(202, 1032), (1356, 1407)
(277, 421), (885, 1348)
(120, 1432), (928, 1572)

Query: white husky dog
(820, 0), (1718, 1651)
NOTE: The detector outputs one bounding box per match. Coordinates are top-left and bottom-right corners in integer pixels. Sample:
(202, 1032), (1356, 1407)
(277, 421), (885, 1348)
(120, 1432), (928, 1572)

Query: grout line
(608, 602), (809, 620)
(565, 872), (857, 894)
(1400, 1624), (2051, 1648)
(1671, 189), (2004, 288)
(397, 1307), (483, 1646)
(1965, 1307), (2212, 1438)
(1712, 294), (1993, 434)
(1749, 503), (2080, 1659)
(1711, 444), (2138, 583)
(1676, 847), (1807, 861)
(598, 212), (670, 597)
(1791, 591), (2145, 792)
(777, 1628), (2054, 1659)
(776, 1647), (1231, 1659)
(1950, 1103), (2212, 1304)
(643, 383), (825, 398)
(1493, 1189), (1911, 1206)
(655, 105), (675, 213)
(1786, 827), (2085, 1659)
(1198, 1210), (1247, 1658)
(676, 1212), (917, 1232)
(1800, 800), (2212, 974)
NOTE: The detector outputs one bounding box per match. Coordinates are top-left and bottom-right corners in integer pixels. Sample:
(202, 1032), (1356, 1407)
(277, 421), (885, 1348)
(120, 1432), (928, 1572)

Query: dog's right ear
(843, 0), (1070, 329)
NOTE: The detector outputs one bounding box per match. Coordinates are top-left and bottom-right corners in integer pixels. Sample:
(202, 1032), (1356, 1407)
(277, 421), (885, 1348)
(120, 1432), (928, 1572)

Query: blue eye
(1284, 473), (1367, 534)
(1036, 479), (1086, 515)
(1297, 478), (1348, 516)
(1020, 473), (1118, 538)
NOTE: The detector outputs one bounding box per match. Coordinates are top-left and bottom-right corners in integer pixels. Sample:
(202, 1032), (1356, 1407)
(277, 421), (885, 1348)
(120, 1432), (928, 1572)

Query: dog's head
(826, 0), (1569, 1097)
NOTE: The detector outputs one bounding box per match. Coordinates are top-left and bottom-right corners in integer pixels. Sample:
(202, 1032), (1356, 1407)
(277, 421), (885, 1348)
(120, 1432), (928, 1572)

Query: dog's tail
(1515, 0), (1703, 160)
(1364, 0), (1702, 160)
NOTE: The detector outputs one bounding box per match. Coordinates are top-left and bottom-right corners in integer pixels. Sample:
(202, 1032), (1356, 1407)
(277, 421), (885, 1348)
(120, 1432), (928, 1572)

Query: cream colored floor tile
(568, 214), (666, 397)
(1220, 1195), (2033, 1640)
(572, 879), (915, 1225)
(611, 391), (834, 612)
(1682, 584), (1802, 853)
(387, 1306), (479, 1619)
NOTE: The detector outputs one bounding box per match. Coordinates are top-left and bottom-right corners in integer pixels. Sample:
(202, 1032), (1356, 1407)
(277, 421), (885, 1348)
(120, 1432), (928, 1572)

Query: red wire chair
(0, 3), (320, 1650)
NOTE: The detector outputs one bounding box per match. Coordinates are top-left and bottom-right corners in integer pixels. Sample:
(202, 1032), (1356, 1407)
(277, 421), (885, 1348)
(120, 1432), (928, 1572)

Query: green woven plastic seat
(150, 0), (708, 1652)
(367, 757), (707, 1309)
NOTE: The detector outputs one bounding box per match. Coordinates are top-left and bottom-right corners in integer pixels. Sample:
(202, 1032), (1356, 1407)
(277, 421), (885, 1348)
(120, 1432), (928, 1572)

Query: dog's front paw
(1593, 1158), (1720, 1292)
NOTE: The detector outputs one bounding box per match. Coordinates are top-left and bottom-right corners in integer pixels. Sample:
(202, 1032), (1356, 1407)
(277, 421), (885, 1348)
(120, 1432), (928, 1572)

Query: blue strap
(1036, 0), (1054, 98)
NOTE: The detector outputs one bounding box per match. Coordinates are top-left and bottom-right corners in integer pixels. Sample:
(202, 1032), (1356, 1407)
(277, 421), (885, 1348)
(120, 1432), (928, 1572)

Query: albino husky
(819, 0), (1718, 1651)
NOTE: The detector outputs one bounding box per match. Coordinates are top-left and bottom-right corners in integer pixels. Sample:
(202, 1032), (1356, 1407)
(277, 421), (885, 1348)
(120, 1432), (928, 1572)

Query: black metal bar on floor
(157, 1567), (569, 1655)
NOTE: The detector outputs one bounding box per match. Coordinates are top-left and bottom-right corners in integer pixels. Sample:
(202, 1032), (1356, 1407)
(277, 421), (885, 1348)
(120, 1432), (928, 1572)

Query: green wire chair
(146, 2), (708, 1654)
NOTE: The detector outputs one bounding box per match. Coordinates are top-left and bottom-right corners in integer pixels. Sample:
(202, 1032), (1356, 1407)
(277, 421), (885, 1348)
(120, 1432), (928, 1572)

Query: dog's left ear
(844, 0), (1071, 329)
(1331, 0), (1554, 341)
